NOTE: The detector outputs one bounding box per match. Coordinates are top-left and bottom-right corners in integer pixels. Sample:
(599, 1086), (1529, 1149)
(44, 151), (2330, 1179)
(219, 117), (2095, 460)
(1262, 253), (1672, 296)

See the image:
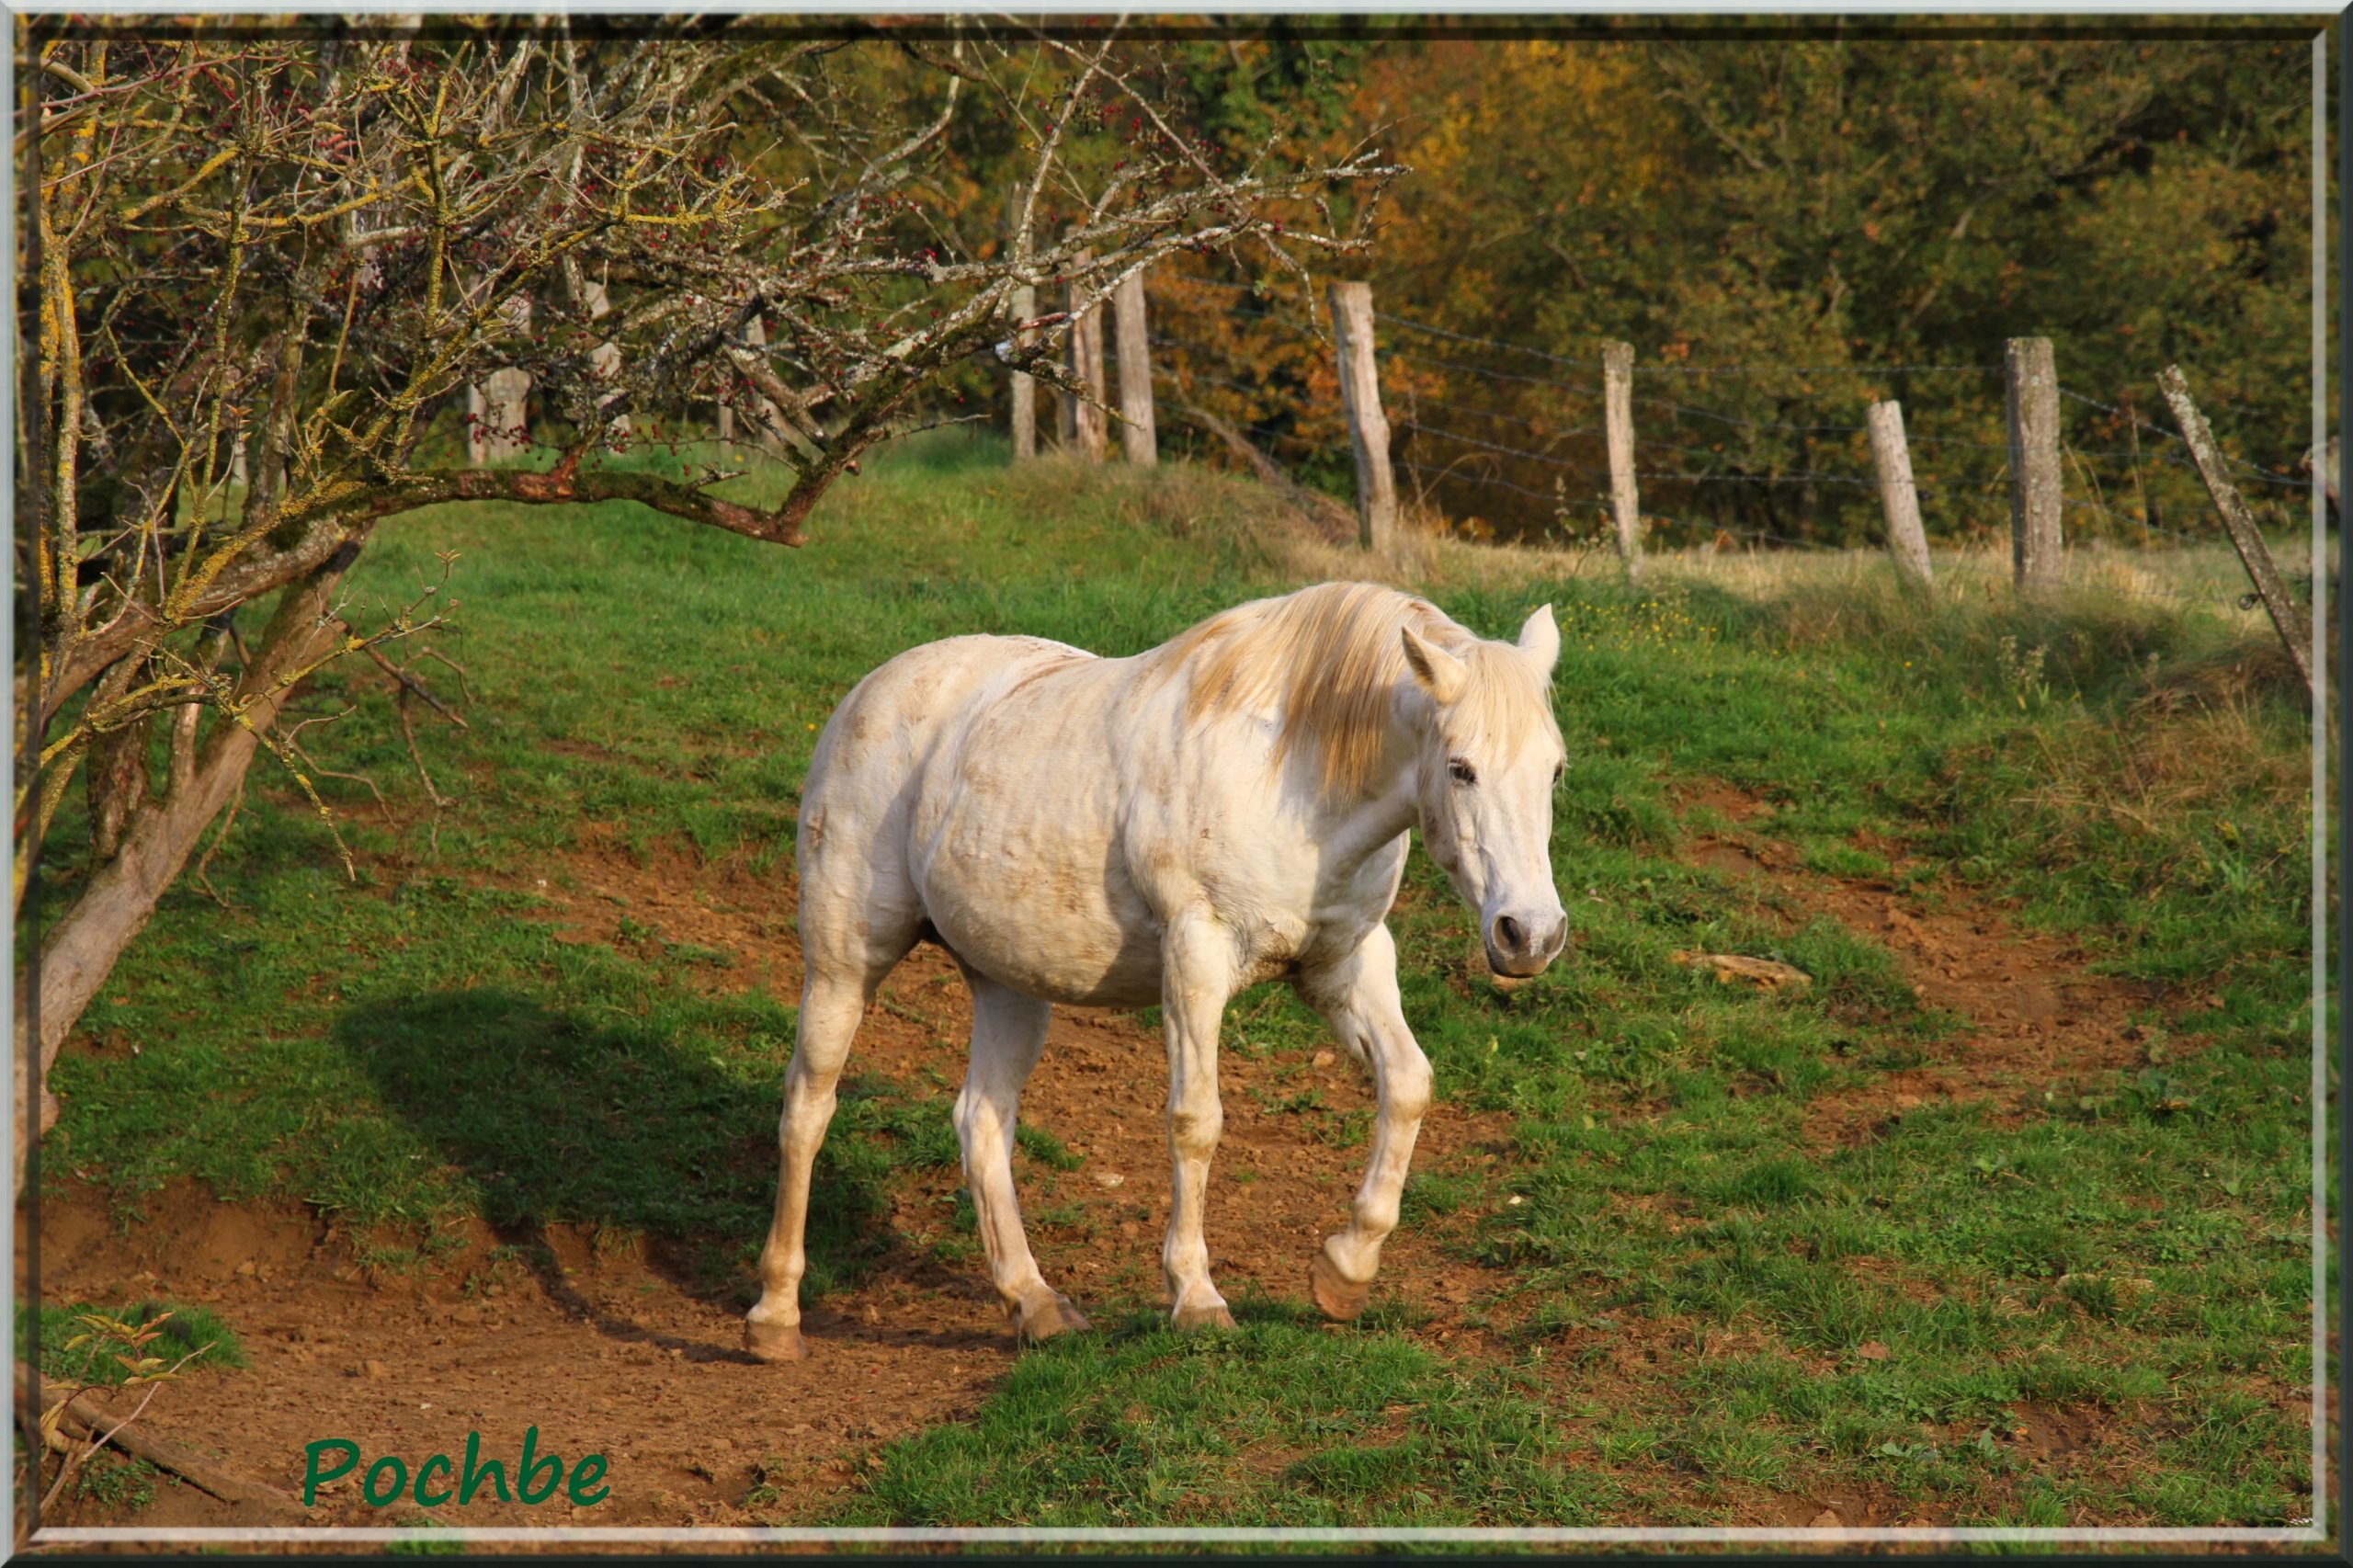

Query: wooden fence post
(577, 276), (628, 440)
(481, 368), (532, 462)
(2005, 335), (2063, 594)
(1114, 271), (1156, 466)
(1865, 400), (1933, 588)
(1328, 280), (1398, 551)
(477, 292), (533, 463)
(2156, 365), (2314, 699)
(1009, 281), (1038, 461)
(1006, 187), (1037, 462)
(1602, 341), (1643, 581)
(466, 382), (490, 464)
(1066, 254), (1107, 460)
(721, 314), (783, 454)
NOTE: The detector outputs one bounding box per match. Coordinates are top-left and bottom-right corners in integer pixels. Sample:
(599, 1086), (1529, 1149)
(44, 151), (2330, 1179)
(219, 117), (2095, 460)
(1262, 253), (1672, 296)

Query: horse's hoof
(1172, 1301), (1236, 1332)
(1309, 1248), (1371, 1322)
(745, 1318), (806, 1363)
(1017, 1294), (1093, 1343)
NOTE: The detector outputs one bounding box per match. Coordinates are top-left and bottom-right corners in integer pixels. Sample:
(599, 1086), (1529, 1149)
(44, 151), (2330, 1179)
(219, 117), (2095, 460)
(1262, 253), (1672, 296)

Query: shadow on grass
(335, 988), (917, 1340)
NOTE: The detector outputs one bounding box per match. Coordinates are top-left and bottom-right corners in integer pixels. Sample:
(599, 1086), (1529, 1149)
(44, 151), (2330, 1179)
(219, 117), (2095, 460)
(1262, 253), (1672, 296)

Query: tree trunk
(15, 546), (361, 1194)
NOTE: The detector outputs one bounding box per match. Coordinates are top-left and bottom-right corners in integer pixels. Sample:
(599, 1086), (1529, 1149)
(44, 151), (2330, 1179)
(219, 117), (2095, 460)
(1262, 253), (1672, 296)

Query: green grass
(19, 1301), (246, 1384)
(36, 432), (2325, 1528)
(67, 1455), (166, 1515)
(824, 1312), (1607, 1528)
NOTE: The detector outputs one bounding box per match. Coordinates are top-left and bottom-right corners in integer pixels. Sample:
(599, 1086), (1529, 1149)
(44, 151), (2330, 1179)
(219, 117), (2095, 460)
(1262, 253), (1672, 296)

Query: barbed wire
(1397, 392), (1600, 441)
(1642, 512), (1842, 551)
(1634, 399), (1874, 436)
(1881, 430), (2012, 453)
(1397, 419), (1602, 478)
(1157, 274), (1317, 305)
(1395, 459), (1566, 506)
(1370, 306), (2013, 381)
(1641, 470), (1884, 488)
(1373, 310), (1604, 372)
(1631, 362), (2002, 377)
(1381, 347), (1601, 398)
(1398, 408), (1986, 493)
(1374, 394), (2231, 519)
(2059, 385), (2313, 487)
(1153, 359), (1301, 403)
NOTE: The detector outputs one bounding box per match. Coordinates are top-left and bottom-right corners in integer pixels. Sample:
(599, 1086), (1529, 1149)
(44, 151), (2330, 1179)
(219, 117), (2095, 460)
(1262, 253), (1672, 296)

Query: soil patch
(1677, 786), (2164, 1146)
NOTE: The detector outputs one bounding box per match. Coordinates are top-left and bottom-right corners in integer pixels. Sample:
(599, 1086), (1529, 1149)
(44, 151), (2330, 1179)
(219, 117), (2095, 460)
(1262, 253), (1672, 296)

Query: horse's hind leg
(745, 887), (917, 1363)
(956, 975), (1090, 1343)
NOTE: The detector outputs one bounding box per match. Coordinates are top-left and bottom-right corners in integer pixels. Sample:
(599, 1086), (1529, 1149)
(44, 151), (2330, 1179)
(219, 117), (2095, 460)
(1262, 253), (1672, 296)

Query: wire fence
(1132, 268), (2329, 609)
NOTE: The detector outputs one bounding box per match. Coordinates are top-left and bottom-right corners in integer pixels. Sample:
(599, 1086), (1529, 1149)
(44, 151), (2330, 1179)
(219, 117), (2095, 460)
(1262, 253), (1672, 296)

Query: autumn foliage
(1078, 28), (2324, 547)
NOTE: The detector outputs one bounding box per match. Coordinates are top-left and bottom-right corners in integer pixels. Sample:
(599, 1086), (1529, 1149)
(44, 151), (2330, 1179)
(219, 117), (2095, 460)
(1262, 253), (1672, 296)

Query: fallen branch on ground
(16, 1369), (305, 1519)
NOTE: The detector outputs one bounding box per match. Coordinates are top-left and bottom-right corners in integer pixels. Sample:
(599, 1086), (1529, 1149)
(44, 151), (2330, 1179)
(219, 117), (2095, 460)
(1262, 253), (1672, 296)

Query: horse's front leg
(1160, 907), (1238, 1330)
(1297, 923), (1433, 1322)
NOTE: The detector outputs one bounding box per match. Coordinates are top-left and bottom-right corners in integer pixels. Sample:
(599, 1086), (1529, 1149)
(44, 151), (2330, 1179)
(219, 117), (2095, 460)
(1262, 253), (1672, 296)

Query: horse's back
(802, 632), (1093, 837)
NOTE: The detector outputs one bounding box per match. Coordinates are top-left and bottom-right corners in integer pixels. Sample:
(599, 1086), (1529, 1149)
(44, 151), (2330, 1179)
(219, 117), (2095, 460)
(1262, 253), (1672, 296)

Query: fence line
(1128, 275), (2318, 606)
(1395, 411), (2087, 504)
(1372, 302), (2007, 380)
(1396, 415), (2242, 548)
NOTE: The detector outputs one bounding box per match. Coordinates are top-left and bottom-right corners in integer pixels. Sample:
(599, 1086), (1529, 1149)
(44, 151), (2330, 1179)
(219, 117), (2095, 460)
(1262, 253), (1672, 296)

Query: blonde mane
(1156, 582), (1557, 800)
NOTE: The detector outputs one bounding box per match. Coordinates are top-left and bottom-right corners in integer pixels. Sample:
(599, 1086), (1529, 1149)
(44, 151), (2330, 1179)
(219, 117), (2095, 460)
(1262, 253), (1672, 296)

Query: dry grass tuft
(2023, 692), (2309, 843)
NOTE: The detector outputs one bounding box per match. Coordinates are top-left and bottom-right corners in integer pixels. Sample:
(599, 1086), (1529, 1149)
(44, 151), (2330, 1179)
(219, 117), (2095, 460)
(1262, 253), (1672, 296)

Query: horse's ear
(1401, 626), (1468, 705)
(1518, 603), (1560, 674)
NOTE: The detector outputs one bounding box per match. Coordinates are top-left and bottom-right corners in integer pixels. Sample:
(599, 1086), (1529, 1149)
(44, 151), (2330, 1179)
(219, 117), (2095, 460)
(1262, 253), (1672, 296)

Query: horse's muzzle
(1485, 913), (1568, 977)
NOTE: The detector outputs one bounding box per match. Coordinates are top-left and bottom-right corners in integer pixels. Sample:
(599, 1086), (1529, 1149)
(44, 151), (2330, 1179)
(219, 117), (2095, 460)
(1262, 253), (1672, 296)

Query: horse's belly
(916, 755), (1164, 1008)
(923, 858), (1164, 1007)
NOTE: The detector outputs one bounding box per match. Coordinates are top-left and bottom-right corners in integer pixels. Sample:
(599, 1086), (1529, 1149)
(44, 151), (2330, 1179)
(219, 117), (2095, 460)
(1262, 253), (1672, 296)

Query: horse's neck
(1305, 681), (1427, 874)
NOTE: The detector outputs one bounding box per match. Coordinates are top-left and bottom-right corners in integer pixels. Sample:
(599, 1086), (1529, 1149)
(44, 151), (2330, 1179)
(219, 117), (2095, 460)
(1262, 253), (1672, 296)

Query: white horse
(745, 581), (1567, 1361)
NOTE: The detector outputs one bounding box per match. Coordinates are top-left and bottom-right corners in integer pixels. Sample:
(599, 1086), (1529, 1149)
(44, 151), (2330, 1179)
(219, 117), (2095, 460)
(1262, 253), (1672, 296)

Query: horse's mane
(1154, 581), (1556, 800)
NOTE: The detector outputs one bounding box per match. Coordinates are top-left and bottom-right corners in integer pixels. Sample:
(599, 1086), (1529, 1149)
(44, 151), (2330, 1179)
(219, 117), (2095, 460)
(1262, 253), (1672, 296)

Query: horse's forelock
(1444, 640), (1563, 767)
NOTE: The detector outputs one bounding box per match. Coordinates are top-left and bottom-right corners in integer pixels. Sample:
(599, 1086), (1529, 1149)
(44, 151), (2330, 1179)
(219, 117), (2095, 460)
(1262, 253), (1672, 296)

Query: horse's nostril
(1495, 915), (1524, 952)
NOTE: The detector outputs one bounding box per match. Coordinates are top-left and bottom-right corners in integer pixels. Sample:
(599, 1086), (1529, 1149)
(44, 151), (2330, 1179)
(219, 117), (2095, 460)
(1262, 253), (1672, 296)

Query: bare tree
(14, 17), (1399, 1183)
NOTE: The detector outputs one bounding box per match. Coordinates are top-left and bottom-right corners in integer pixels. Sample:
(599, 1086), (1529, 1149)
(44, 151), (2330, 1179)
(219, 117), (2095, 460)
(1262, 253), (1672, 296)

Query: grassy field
(37, 434), (2329, 1532)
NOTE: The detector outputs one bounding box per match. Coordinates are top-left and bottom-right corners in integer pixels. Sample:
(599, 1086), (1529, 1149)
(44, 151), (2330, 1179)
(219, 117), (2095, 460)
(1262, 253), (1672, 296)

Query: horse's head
(1401, 605), (1568, 978)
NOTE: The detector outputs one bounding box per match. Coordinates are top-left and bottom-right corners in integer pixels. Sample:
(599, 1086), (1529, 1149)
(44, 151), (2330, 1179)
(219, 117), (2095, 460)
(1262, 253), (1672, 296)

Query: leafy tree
(1154, 27), (2321, 546)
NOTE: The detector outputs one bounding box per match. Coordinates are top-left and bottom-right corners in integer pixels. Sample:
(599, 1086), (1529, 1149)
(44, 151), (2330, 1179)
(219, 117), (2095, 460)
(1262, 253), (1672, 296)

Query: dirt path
(1677, 783), (2165, 1147)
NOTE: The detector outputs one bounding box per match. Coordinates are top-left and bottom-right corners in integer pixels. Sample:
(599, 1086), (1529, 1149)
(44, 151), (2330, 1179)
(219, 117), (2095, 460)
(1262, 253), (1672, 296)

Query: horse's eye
(1553, 762), (1565, 786)
(1448, 758), (1477, 787)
